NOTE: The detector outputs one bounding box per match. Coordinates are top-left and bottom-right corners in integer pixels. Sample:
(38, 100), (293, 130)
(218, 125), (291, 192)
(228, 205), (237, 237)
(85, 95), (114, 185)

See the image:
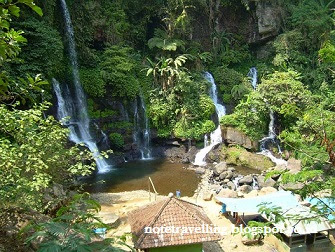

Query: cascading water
(258, 110), (287, 166)
(248, 67), (258, 90)
(55, 0), (111, 173)
(133, 95), (152, 160)
(194, 72), (226, 166)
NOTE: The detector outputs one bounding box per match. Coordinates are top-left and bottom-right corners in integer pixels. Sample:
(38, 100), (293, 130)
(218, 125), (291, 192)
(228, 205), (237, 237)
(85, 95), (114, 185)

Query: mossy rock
(225, 146), (274, 171)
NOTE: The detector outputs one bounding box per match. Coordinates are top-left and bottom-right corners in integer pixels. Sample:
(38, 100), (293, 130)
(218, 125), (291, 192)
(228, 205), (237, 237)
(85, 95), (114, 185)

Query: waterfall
(258, 110), (287, 166)
(133, 95), (152, 160)
(194, 72), (226, 166)
(248, 67), (258, 90)
(56, 0), (111, 173)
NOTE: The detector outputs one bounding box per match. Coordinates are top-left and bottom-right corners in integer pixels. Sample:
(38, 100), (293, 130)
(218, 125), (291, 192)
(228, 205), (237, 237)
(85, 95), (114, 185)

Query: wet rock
(257, 175), (276, 188)
(195, 167), (206, 174)
(227, 181), (235, 190)
(221, 127), (258, 150)
(219, 171), (227, 180)
(223, 179), (230, 183)
(181, 157), (190, 164)
(238, 175), (253, 185)
(214, 162), (227, 175)
(53, 183), (66, 197)
(226, 171), (234, 180)
(238, 185), (253, 194)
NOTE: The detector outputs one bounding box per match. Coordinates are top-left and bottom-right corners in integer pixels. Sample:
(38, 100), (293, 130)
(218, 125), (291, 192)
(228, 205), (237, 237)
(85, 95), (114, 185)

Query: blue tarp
(307, 197), (335, 221)
(215, 190), (300, 213)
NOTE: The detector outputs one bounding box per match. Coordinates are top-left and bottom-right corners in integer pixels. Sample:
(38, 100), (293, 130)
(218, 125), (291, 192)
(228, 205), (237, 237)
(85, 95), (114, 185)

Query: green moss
(109, 133), (124, 149)
(226, 146), (274, 171)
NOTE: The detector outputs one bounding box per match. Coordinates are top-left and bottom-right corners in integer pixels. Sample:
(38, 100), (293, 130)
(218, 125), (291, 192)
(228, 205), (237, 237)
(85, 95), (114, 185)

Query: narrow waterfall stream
(259, 110), (287, 166)
(133, 94), (152, 160)
(54, 0), (111, 173)
(247, 67), (287, 166)
(194, 72), (226, 166)
(248, 67), (258, 90)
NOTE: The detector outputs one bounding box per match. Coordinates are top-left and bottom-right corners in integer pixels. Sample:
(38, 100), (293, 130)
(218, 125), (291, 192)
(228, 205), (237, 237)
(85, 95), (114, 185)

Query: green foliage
(25, 193), (132, 252)
(0, 103), (94, 211)
(11, 17), (64, 78)
(258, 70), (312, 121)
(109, 132), (124, 149)
(0, 0), (43, 98)
(212, 66), (251, 104)
(80, 67), (106, 97)
(87, 99), (117, 119)
(319, 40), (335, 63)
(221, 91), (268, 140)
(100, 45), (140, 99)
(148, 72), (216, 139)
(146, 54), (188, 91)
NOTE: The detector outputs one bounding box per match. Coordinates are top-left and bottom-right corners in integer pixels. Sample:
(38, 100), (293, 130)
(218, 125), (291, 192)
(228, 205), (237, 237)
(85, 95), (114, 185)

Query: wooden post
(149, 177), (158, 201)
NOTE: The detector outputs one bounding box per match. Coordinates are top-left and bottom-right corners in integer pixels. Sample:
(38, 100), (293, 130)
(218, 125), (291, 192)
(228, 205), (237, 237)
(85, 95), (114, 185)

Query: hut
(128, 195), (221, 252)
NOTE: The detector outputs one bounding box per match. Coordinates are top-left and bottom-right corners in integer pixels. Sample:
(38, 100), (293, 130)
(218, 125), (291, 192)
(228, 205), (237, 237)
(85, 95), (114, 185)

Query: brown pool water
(83, 159), (200, 197)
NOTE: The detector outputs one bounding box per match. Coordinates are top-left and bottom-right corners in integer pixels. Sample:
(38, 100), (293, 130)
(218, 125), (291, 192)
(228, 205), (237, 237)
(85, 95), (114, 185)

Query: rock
(97, 212), (120, 228)
(281, 182), (304, 191)
(242, 235), (259, 246)
(287, 158), (302, 174)
(254, 0), (282, 41)
(219, 171), (228, 180)
(195, 167), (206, 175)
(257, 175), (276, 188)
(238, 175), (253, 185)
(203, 191), (213, 201)
(181, 157), (190, 164)
(238, 185), (253, 194)
(226, 171), (234, 180)
(228, 167), (236, 172)
(227, 181), (235, 190)
(226, 146), (275, 171)
(210, 184), (222, 192)
(217, 189), (238, 198)
(223, 179), (230, 183)
(214, 162), (227, 175)
(221, 127), (258, 150)
(259, 186), (277, 196)
(245, 190), (259, 198)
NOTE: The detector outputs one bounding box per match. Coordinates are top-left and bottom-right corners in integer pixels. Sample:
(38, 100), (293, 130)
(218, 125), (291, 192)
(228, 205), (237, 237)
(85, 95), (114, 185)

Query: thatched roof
(128, 196), (220, 249)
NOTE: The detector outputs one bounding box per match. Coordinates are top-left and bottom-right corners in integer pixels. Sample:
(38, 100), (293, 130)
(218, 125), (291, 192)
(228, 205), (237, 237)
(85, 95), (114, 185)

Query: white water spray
(194, 72), (226, 166)
(55, 0), (111, 173)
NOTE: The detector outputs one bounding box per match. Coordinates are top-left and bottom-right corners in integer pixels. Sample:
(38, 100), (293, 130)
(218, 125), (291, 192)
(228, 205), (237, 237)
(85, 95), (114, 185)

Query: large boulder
(255, 0), (282, 40)
(258, 186), (277, 196)
(221, 127), (258, 150)
(287, 158), (302, 174)
(217, 189), (238, 198)
(238, 185), (253, 194)
(257, 175), (276, 188)
(226, 146), (275, 171)
(214, 162), (227, 175)
(238, 175), (253, 185)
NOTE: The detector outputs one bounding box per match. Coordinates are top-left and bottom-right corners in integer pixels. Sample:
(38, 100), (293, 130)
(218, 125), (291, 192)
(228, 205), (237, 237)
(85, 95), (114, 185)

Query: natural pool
(83, 159), (200, 197)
